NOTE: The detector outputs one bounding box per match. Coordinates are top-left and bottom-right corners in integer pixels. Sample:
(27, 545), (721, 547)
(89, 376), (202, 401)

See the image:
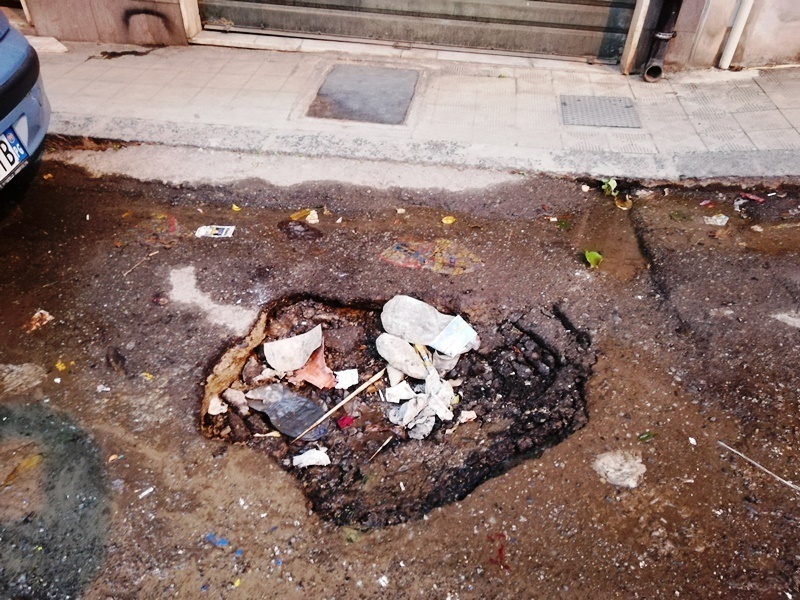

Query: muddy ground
(1, 153), (799, 599)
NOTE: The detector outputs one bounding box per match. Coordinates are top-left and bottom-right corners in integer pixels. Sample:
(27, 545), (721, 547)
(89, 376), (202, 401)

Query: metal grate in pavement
(560, 95), (642, 128)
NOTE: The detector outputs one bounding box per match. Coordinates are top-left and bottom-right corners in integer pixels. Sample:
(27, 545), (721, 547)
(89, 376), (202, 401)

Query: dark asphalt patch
(307, 65), (419, 125)
(0, 404), (109, 600)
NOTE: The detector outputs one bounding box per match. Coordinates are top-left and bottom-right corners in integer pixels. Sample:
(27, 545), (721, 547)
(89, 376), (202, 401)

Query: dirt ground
(1, 152), (799, 599)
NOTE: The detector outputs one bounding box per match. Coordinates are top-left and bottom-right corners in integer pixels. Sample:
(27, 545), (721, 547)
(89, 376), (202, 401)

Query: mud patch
(202, 297), (594, 528)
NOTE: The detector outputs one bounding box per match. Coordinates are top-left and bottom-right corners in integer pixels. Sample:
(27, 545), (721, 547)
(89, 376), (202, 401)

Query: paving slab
(36, 38), (800, 181)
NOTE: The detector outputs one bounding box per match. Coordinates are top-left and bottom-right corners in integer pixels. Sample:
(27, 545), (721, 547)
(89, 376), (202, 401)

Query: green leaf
(601, 178), (619, 197)
(638, 431), (655, 442)
(584, 250), (603, 269)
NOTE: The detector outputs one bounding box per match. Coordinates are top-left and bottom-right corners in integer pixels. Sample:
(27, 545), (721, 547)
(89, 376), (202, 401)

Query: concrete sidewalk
(39, 34), (800, 181)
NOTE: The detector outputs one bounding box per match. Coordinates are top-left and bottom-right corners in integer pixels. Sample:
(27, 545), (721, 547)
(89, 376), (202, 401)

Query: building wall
(26, 0), (188, 45)
(735, 0), (800, 66)
(664, 0), (800, 70)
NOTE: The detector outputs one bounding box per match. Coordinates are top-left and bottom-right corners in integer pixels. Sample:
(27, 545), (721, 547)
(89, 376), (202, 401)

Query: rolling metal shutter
(200, 0), (635, 62)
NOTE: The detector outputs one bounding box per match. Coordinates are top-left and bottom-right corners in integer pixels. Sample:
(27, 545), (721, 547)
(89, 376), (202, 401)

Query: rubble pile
(202, 295), (594, 527)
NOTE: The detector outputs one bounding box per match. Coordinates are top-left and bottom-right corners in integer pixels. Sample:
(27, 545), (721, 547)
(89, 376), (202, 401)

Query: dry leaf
(3, 454), (43, 486)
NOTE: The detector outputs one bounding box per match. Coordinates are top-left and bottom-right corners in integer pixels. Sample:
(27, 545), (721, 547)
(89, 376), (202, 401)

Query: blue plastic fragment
(201, 583), (210, 592)
(269, 525), (278, 533)
(234, 549), (243, 557)
(204, 533), (229, 548)
(274, 558), (283, 566)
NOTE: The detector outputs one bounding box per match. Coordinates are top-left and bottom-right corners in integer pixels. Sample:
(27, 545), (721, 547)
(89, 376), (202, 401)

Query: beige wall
(665, 0), (800, 70)
(27, 0), (189, 45)
(736, 1), (800, 66)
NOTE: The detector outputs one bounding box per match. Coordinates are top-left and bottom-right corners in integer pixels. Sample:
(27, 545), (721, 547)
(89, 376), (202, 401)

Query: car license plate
(0, 127), (29, 188)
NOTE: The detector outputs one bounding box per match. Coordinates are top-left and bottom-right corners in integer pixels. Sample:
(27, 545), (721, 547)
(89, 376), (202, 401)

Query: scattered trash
(140, 372), (154, 382)
(262, 325), (323, 372)
(334, 369), (359, 390)
(733, 198), (748, 212)
(138, 486), (154, 499)
(222, 388), (249, 416)
(704, 214), (729, 227)
(441, 215), (456, 225)
(337, 415), (355, 429)
(751, 224), (764, 232)
(205, 533), (229, 548)
(287, 342), (336, 389)
(335, 217), (343, 224)
(637, 431), (655, 442)
(459, 410), (477, 424)
(381, 295), (479, 355)
(292, 447), (331, 468)
(592, 450), (646, 489)
(718, 440), (800, 493)
(291, 369), (385, 443)
(615, 195), (632, 210)
(386, 365), (405, 387)
(289, 208), (313, 221)
(23, 309), (54, 333)
(377, 575), (389, 588)
(278, 219), (323, 241)
(3, 453), (42, 486)
(207, 395), (228, 415)
(247, 384), (328, 441)
(380, 239), (482, 275)
(42, 173), (53, 180)
(53, 378), (61, 384)
(584, 250), (603, 269)
(581, 184), (591, 192)
(699, 199), (714, 207)
(739, 192), (764, 204)
(376, 334), (428, 379)
(232, 204), (242, 212)
(108, 454), (123, 462)
(195, 225), (236, 238)
(233, 579), (241, 588)
(55, 360), (68, 372)
(385, 381), (416, 403)
(396, 207), (406, 214)
(96, 384), (111, 393)
(430, 315), (479, 357)
(305, 210), (320, 225)
(689, 437), (697, 446)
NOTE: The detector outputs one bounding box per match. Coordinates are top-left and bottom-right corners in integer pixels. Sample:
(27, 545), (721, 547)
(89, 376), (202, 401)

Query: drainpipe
(643, 0), (684, 82)
(718, 0), (754, 70)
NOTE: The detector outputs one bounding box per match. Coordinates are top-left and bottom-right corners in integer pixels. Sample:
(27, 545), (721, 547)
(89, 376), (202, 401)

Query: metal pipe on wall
(718, 0), (755, 69)
(643, 0), (684, 82)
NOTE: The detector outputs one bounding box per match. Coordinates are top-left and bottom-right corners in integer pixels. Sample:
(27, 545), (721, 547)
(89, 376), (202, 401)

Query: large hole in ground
(201, 296), (594, 528)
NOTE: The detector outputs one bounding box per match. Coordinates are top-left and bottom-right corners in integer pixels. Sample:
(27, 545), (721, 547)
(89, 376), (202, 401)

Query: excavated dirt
(202, 298), (594, 527)
(2, 158), (800, 599)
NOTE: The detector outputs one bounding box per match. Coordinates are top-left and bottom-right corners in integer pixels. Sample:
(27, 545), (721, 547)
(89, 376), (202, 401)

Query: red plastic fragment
(337, 415), (355, 429)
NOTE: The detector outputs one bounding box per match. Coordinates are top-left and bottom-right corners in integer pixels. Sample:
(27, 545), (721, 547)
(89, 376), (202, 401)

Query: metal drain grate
(560, 95), (641, 128)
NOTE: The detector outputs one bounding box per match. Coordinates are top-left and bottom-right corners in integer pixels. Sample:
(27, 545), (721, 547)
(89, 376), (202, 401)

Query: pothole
(202, 296), (595, 528)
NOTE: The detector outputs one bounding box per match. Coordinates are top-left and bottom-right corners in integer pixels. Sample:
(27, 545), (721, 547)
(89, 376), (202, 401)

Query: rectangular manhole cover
(308, 65), (419, 125)
(560, 95), (641, 128)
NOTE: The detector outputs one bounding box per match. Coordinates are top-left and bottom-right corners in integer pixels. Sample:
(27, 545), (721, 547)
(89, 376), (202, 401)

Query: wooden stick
(124, 250), (159, 277)
(718, 440), (800, 493)
(369, 435), (394, 462)
(291, 369), (385, 443)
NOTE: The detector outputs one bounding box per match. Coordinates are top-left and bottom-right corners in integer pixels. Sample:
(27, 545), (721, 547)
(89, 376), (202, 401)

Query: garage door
(199, 0), (635, 62)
